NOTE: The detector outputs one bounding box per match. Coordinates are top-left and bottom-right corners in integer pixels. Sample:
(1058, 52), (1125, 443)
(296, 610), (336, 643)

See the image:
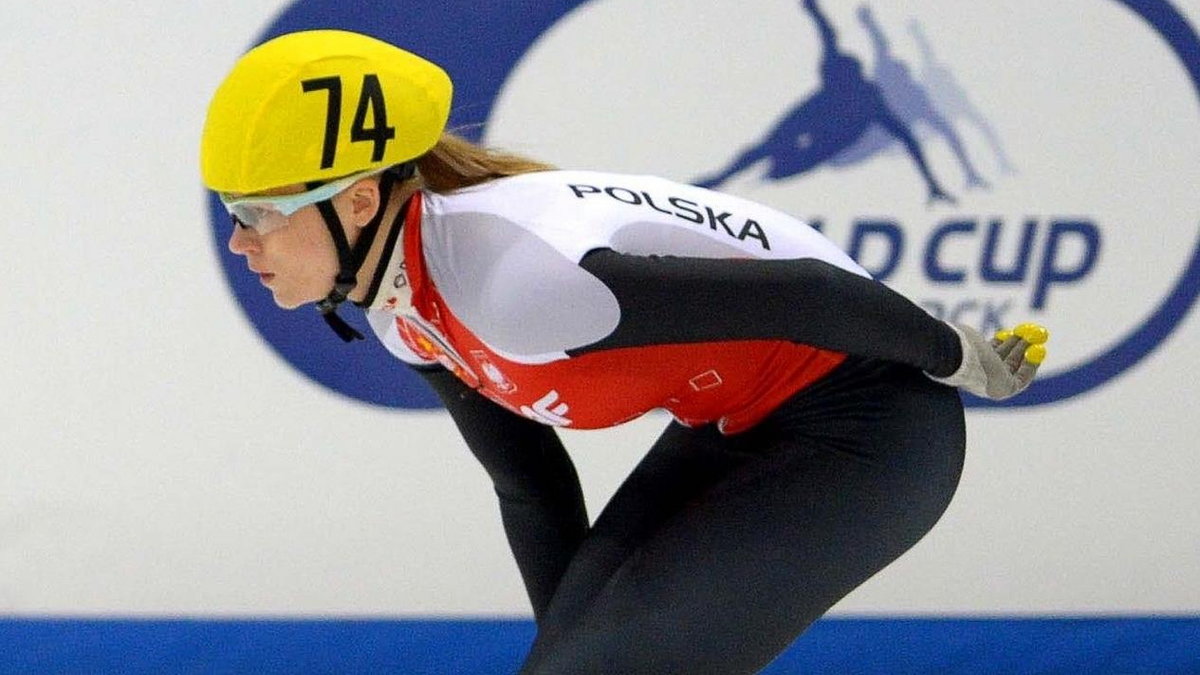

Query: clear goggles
(219, 168), (383, 235)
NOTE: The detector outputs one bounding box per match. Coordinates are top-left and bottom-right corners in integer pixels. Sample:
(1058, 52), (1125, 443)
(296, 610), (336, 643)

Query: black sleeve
(416, 366), (589, 621)
(575, 249), (962, 377)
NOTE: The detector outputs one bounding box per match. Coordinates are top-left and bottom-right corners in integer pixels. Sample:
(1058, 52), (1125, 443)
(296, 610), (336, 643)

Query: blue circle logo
(210, 0), (1200, 409)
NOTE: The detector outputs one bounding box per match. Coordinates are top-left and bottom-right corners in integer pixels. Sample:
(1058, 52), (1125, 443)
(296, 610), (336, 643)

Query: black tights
(519, 358), (965, 674)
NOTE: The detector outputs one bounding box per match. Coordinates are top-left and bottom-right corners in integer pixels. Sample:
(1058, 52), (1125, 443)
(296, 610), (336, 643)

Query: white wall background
(1, 0), (1197, 617)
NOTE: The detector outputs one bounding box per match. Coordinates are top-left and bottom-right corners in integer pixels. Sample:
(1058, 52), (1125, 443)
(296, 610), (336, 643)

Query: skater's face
(225, 177), (382, 309)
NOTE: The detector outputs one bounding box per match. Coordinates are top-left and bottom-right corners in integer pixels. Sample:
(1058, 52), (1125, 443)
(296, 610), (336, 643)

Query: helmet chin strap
(312, 165), (407, 342)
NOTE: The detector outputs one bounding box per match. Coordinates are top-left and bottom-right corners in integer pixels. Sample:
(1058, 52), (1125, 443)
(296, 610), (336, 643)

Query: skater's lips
(248, 266), (275, 284)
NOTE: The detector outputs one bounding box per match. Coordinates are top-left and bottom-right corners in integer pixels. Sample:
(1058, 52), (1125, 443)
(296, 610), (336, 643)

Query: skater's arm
(573, 249), (963, 376)
(417, 366), (588, 621)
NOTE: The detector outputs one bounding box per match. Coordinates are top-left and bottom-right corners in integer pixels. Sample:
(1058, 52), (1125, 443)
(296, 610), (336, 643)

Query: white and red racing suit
(356, 170), (965, 674)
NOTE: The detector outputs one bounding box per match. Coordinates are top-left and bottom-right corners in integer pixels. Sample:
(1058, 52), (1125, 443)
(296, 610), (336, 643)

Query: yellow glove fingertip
(1014, 322), (1050, 345)
(1025, 344), (1047, 365)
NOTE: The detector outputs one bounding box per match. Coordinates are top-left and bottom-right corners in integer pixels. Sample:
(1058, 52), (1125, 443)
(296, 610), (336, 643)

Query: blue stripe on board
(0, 617), (1196, 674)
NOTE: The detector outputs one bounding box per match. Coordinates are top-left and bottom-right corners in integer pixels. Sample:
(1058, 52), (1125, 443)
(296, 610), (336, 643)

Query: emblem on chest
(395, 314), (480, 388)
(395, 312), (580, 427)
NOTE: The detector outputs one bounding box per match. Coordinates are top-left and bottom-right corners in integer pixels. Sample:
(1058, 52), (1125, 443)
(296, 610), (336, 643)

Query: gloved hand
(929, 322), (1049, 400)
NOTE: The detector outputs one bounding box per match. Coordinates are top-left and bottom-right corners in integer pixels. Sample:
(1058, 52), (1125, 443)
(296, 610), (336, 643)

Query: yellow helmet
(201, 29), (452, 194)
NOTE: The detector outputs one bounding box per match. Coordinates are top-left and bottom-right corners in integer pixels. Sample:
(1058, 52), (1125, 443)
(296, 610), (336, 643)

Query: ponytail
(413, 131), (555, 193)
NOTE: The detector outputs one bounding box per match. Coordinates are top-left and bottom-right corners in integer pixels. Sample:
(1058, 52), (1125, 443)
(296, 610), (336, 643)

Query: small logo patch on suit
(471, 350), (517, 394)
(689, 370), (724, 391)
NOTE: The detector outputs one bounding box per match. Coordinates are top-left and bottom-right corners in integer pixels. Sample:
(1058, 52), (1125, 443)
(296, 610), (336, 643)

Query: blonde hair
(412, 131), (556, 193)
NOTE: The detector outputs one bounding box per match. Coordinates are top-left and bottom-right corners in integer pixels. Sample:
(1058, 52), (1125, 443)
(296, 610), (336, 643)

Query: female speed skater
(201, 29), (1049, 674)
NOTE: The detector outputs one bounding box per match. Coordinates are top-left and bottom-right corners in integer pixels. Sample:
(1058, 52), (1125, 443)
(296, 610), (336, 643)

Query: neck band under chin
(313, 166), (404, 342)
